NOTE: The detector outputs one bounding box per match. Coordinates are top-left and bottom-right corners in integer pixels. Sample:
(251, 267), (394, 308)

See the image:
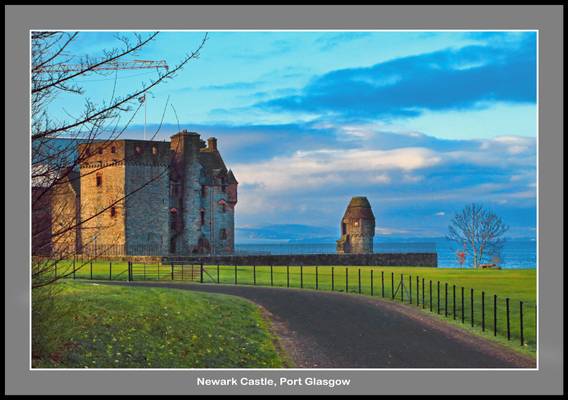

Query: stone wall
(124, 159), (170, 255)
(50, 177), (80, 256)
(163, 253), (438, 267)
(202, 183), (234, 255)
(79, 160), (126, 253)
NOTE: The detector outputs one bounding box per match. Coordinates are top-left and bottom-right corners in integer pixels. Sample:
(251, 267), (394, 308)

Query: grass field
(55, 259), (537, 354)
(32, 281), (288, 368)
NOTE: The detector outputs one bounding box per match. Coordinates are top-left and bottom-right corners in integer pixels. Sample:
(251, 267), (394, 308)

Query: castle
(32, 131), (238, 257)
(336, 197), (375, 254)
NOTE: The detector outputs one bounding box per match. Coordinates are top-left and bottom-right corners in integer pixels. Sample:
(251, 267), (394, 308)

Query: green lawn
(32, 281), (287, 368)
(55, 260), (537, 354)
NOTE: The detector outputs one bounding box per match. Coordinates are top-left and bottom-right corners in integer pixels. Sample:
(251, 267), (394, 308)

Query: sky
(47, 30), (537, 240)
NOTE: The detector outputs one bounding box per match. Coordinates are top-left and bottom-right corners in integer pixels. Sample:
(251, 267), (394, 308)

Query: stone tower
(336, 196), (375, 254)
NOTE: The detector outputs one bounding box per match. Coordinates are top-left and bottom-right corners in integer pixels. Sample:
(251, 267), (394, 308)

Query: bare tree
(447, 203), (509, 269)
(31, 31), (208, 288)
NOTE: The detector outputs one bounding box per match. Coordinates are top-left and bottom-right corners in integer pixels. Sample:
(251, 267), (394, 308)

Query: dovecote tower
(336, 196), (375, 254)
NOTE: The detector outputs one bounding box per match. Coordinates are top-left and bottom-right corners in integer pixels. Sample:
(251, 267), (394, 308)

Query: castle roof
(198, 148), (227, 176)
(227, 169), (238, 184)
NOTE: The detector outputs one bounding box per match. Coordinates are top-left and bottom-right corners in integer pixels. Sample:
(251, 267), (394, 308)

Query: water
(235, 239), (536, 269)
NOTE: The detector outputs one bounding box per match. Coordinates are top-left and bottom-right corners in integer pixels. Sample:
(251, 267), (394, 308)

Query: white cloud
(232, 147), (442, 193)
(435, 211), (446, 216)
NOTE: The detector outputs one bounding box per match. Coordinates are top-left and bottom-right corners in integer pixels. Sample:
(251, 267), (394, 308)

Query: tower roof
(342, 196), (375, 220)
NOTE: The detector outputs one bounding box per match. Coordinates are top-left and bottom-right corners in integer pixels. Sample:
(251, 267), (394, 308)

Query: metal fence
(61, 258), (536, 349)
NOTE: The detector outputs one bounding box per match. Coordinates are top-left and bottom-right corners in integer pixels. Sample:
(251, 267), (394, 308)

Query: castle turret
(336, 196), (375, 254)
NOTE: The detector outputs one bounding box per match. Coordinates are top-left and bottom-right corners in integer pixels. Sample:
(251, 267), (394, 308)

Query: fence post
(234, 264), (237, 285)
(482, 291), (485, 332)
(73, 257), (76, 280)
(270, 264), (274, 287)
(461, 287), (465, 323)
(409, 275), (412, 304)
(253, 264), (256, 285)
(429, 280), (432, 312)
(159, 263), (161, 280)
(331, 267), (335, 291)
(453, 285), (456, 319)
(217, 264), (220, 284)
(346, 268), (349, 293)
(382, 271), (385, 298)
(370, 270), (374, 296)
(422, 278), (425, 309)
(54, 263), (57, 279)
(200, 263), (204, 284)
(506, 297), (511, 341)
(90, 261), (93, 280)
(400, 274), (404, 302)
(444, 283), (448, 317)
(494, 294), (498, 336)
(300, 265), (303, 289)
(391, 273), (395, 300)
(416, 276), (419, 306)
(519, 301), (524, 346)
(109, 261), (112, 281)
(171, 263), (174, 281)
(471, 288), (474, 327)
(315, 266), (319, 290)
(358, 269), (361, 294)
(287, 265), (290, 288)
(437, 281), (440, 314)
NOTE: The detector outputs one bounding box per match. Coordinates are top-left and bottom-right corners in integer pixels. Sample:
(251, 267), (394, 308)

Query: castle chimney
(207, 137), (217, 151)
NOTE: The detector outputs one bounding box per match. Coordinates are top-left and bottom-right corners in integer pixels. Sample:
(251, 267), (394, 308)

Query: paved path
(101, 282), (535, 368)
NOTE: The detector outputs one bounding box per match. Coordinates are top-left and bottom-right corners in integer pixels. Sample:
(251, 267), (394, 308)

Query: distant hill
(235, 224), (535, 244)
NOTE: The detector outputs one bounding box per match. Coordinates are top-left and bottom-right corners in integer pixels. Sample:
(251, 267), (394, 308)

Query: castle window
(96, 173), (102, 187)
(110, 207), (116, 218)
(220, 229), (227, 240)
(200, 210), (205, 226)
(111, 146), (116, 154)
(152, 146), (158, 155)
(135, 145), (142, 155)
(98, 147), (103, 155)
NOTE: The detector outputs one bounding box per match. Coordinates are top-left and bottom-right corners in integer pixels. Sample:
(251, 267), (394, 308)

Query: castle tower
(78, 140), (171, 256)
(336, 196), (375, 254)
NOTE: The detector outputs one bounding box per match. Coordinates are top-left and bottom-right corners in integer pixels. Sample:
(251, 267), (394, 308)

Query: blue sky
(49, 30), (537, 240)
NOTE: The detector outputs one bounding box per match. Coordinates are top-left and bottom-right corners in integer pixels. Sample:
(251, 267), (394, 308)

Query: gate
(128, 262), (217, 283)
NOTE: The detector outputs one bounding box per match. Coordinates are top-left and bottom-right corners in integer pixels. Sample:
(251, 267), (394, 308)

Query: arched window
(111, 146), (116, 154)
(98, 147), (103, 155)
(152, 146), (158, 155)
(96, 173), (102, 187)
(135, 145), (142, 155)
(110, 207), (116, 217)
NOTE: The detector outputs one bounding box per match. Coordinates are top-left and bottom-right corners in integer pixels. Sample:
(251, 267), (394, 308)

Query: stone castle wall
(50, 178), (80, 256)
(79, 157), (126, 255)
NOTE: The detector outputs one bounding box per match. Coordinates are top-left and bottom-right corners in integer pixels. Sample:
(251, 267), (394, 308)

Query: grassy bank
(32, 281), (287, 368)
